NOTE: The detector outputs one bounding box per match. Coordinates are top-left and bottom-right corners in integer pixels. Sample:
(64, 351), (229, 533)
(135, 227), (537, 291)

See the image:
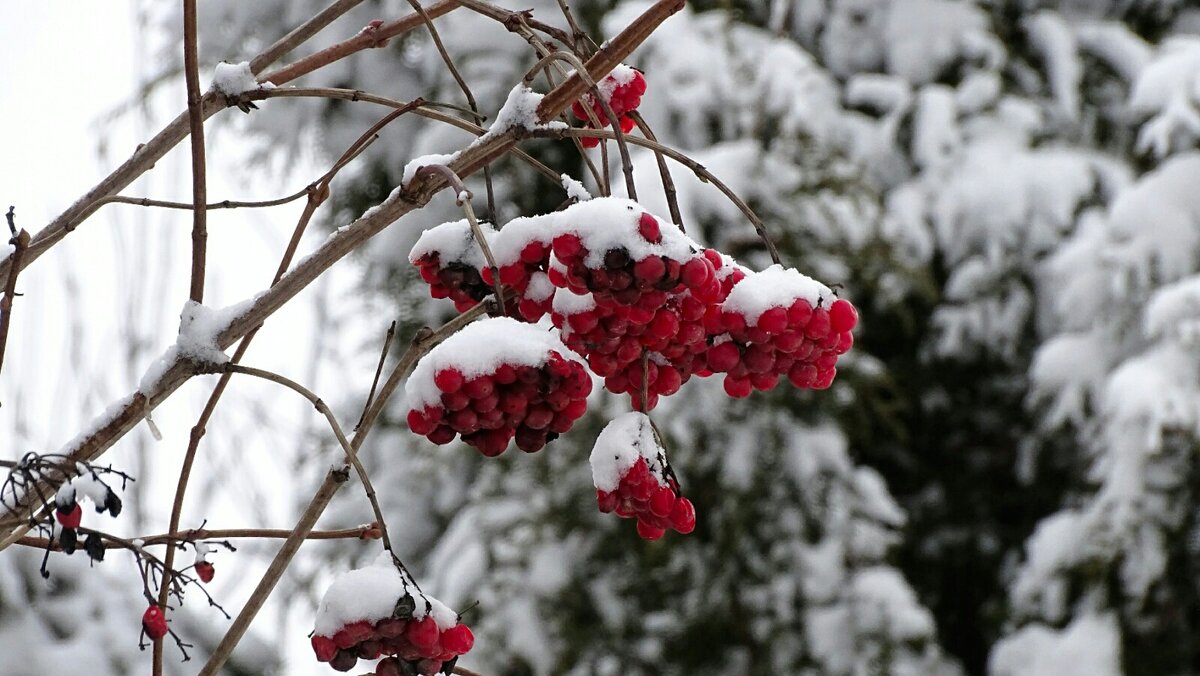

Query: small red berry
(636, 520), (666, 541)
(142, 605), (169, 640)
(56, 503), (82, 530)
(407, 616), (440, 649)
(637, 213), (662, 243)
(671, 497), (696, 534)
(434, 369), (464, 393)
(194, 561), (214, 583)
(441, 623), (475, 654)
(829, 298), (858, 333)
(311, 634), (338, 662)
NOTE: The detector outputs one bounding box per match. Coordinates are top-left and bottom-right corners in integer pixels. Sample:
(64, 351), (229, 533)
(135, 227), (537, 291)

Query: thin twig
(184, 0), (208, 305)
(199, 465), (349, 676)
(629, 111), (683, 231)
(529, 127), (782, 263)
(249, 0), (367, 74)
(356, 320), (397, 431)
(261, 0), (460, 86)
(403, 0), (497, 220)
(15, 525), (378, 551)
(0, 208), (28, 383)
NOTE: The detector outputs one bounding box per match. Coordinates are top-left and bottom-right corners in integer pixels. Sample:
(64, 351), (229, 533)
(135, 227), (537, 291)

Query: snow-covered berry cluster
(405, 318), (592, 456)
(571, 64), (647, 148)
(480, 215), (558, 322)
(410, 219), (501, 313)
(312, 554), (473, 675)
(591, 412), (695, 540)
(53, 470), (123, 558)
(705, 265), (857, 397)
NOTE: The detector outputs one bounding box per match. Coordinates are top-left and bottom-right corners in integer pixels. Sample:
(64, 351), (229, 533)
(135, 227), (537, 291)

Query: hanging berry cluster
(570, 64), (647, 147)
(312, 554), (474, 675)
(407, 195), (859, 541)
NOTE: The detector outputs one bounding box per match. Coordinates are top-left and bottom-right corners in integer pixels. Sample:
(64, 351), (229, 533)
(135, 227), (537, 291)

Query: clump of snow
(54, 482), (76, 509)
(408, 218), (497, 268)
(1145, 275), (1200, 346)
(554, 197), (696, 267)
(551, 289), (597, 317)
(405, 317), (582, 410)
(211, 61), (269, 97)
(525, 272), (554, 302)
(474, 85), (567, 145)
(989, 613), (1121, 676)
(313, 552), (458, 636)
(589, 412), (666, 492)
(139, 299), (250, 392)
(721, 264), (833, 324)
(561, 173), (592, 202)
(1129, 37), (1200, 158)
(401, 152), (462, 186)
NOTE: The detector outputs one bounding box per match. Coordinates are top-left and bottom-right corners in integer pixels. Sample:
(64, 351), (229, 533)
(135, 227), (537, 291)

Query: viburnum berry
(405, 318), (591, 455)
(573, 65), (647, 148)
(56, 502), (82, 529)
(195, 561), (215, 583)
(142, 605), (169, 640)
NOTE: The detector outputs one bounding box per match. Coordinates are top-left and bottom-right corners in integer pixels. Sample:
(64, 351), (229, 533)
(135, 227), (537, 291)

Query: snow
(313, 552), (458, 637)
(721, 264), (832, 324)
(560, 173), (591, 202)
(486, 214), (555, 265)
(401, 152), (461, 186)
(405, 317), (582, 410)
(551, 288), (596, 317)
(474, 84), (566, 145)
(589, 412), (666, 492)
(210, 61), (267, 97)
(139, 299), (250, 393)
(989, 613), (1121, 676)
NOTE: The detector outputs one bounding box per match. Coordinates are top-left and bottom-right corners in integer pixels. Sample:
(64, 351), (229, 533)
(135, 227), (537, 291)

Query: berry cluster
(311, 614), (474, 675)
(410, 219), (500, 313)
(54, 473), (122, 559)
(405, 318), (591, 456)
(704, 265), (857, 397)
(597, 457), (696, 540)
(313, 556), (472, 675)
(548, 208), (718, 410)
(571, 64), (647, 148)
(590, 412), (695, 540)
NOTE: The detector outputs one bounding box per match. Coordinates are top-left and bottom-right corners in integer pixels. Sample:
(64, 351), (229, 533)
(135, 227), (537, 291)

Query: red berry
(407, 409), (436, 435)
(649, 486), (675, 517)
(597, 489), (619, 513)
(56, 503), (82, 529)
(407, 616), (440, 649)
(312, 634), (338, 662)
(552, 234), (584, 261)
(636, 520), (666, 541)
(434, 369), (464, 393)
(638, 213), (662, 243)
(723, 375), (753, 398)
(194, 561), (215, 583)
(829, 298), (858, 333)
(671, 497), (696, 534)
(142, 605), (169, 640)
(680, 258), (712, 289)
(707, 342), (741, 372)
(330, 650), (358, 672)
(441, 623), (475, 654)
(806, 307), (831, 339)
(757, 307), (788, 334)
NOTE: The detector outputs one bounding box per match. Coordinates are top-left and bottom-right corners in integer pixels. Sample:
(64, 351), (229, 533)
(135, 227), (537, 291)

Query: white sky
(1, 4), (375, 672)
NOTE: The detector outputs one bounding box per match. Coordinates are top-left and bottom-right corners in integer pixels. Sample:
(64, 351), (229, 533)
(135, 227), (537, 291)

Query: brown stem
(629, 111), (683, 231)
(183, 0), (207, 305)
(249, 0), (367, 74)
(261, 0), (460, 86)
(356, 321), (397, 431)
(199, 465), (349, 675)
(0, 209), (29, 383)
(15, 524), (378, 551)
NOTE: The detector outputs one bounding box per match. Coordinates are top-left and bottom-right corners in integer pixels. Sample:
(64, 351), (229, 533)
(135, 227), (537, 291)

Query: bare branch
(183, 0), (208, 305)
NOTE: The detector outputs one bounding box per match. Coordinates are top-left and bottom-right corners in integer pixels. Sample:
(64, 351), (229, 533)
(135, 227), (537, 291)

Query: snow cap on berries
(408, 218), (498, 269)
(314, 552), (457, 637)
(405, 317), (585, 410)
(721, 264), (833, 324)
(590, 412), (666, 492)
(553, 198), (696, 267)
